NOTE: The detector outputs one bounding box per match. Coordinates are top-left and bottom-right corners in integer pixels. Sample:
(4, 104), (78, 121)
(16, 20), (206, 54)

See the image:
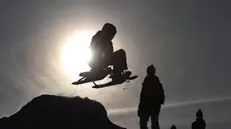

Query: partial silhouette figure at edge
(138, 65), (165, 129)
(192, 109), (206, 129)
(170, 125), (177, 129)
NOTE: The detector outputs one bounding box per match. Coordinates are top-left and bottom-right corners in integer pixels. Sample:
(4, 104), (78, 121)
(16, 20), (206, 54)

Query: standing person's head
(196, 109), (203, 119)
(101, 23), (117, 41)
(170, 125), (177, 129)
(147, 64), (156, 76)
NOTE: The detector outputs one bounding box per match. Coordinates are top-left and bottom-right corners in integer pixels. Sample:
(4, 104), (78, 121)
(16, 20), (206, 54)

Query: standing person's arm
(138, 76), (147, 117)
(191, 122), (194, 129)
(203, 119), (206, 129)
(156, 76), (165, 105)
(140, 76), (148, 101)
(160, 82), (165, 105)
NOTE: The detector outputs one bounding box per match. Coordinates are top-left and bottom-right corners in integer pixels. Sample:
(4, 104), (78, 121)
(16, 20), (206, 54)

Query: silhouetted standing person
(170, 125), (177, 129)
(192, 109), (206, 129)
(138, 65), (165, 129)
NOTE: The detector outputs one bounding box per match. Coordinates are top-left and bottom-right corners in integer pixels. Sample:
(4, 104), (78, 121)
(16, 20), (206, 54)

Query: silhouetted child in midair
(88, 23), (128, 81)
(88, 23), (115, 70)
(192, 109), (206, 129)
(138, 65), (165, 129)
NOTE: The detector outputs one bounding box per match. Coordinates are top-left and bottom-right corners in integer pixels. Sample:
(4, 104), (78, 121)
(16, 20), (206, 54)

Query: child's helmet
(101, 23), (117, 41)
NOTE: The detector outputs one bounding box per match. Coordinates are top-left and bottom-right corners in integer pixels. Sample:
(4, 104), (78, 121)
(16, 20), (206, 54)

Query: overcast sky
(0, 1), (231, 129)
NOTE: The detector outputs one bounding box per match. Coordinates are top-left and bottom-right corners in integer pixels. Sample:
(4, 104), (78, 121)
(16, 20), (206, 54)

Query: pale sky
(0, 1), (231, 129)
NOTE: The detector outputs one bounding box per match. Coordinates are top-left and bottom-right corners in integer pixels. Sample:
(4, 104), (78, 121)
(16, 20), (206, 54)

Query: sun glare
(61, 30), (95, 80)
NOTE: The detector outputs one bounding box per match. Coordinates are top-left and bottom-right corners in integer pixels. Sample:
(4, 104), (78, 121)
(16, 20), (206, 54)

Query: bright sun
(61, 30), (95, 80)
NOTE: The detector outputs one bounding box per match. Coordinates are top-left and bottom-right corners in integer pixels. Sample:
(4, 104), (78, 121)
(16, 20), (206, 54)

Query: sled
(71, 67), (138, 87)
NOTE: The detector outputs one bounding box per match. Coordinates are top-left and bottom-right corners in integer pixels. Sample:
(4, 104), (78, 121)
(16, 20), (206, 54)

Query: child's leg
(112, 49), (128, 72)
